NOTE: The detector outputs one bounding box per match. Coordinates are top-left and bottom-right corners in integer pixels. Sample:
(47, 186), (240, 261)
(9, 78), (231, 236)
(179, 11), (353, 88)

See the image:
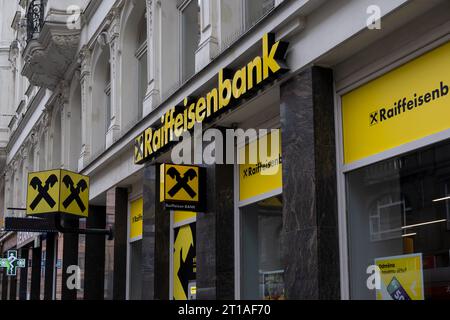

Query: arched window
(91, 44), (111, 156)
(121, 1), (147, 132)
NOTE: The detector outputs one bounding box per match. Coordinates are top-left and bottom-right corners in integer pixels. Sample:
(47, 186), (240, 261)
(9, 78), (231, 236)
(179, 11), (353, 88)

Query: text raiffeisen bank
(134, 33), (289, 165)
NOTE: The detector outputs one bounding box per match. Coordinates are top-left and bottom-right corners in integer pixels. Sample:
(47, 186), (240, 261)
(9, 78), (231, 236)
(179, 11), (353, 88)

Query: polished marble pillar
(280, 66), (340, 299)
(84, 205), (106, 300)
(196, 163), (234, 300)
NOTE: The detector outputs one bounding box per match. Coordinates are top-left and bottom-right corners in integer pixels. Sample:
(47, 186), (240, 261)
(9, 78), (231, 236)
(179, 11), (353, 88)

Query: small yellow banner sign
(130, 198), (143, 241)
(375, 253), (424, 300)
(239, 132), (282, 202)
(26, 169), (89, 218)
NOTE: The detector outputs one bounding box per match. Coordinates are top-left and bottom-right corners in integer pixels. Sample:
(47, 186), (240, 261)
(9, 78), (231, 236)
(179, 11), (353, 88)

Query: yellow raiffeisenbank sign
(130, 198), (143, 241)
(342, 42), (450, 164)
(375, 253), (424, 300)
(239, 132), (282, 202)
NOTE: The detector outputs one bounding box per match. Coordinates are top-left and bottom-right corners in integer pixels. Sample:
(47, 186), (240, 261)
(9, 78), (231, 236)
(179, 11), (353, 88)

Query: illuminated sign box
(160, 164), (205, 212)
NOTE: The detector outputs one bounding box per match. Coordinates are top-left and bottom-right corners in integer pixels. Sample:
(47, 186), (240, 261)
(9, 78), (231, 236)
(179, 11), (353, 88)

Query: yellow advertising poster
(239, 132), (282, 202)
(375, 253), (424, 300)
(342, 42), (450, 164)
(173, 222), (196, 300)
(130, 198), (143, 241)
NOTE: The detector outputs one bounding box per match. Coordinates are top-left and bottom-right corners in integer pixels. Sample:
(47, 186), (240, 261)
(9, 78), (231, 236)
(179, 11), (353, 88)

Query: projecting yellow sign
(161, 164), (204, 212)
(26, 169), (89, 218)
(342, 42), (450, 164)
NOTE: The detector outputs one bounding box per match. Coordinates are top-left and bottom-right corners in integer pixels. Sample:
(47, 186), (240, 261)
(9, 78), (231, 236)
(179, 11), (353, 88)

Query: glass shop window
(347, 139), (450, 300)
(241, 195), (285, 300)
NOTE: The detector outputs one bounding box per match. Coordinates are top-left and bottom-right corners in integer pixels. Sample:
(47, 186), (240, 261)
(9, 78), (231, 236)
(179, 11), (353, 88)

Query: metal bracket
(5, 208), (114, 241)
(53, 214), (114, 241)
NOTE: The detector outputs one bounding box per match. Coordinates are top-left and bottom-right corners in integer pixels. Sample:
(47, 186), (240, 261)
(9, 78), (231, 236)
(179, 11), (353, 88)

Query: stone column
(141, 164), (169, 300)
(104, 188), (127, 300)
(196, 164), (234, 300)
(9, 272), (17, 300)
(61, 217), (79, 300)
(43, 234), (55, 300)
(18, 248), (29, 300)
(78, 47), (92, 170)
(30, 245), (42, 300)
(279, 66), (340, 299)
(195, 0), (220, 72)
(84, 205), (106, 300)
(143, 0), (161, 116)
(106, 8), (122, 147)
(1, 270), (7, 300)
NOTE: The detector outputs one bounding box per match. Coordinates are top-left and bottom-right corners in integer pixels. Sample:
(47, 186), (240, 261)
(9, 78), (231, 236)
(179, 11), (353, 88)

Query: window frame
(334, 35), (450, 300)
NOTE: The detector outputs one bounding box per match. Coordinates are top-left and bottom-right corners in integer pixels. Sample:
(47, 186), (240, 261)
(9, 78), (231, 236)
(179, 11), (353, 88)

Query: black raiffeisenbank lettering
(369, 81), (448, 126)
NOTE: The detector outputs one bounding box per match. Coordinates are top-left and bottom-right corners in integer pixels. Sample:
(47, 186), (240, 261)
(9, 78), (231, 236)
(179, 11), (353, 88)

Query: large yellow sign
(342, 42), (450, 164)
(130, 198), (143, 241)
(27, 169), (89, 218)
(375, 253), (424, 300)
(239, 132), (282, 202)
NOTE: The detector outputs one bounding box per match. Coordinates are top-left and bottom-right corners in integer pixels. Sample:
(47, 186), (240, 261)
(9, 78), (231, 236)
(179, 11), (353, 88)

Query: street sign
(0, 250), (26, 276)
(161, 164), (205, 212)
(26, 169), (90, 218)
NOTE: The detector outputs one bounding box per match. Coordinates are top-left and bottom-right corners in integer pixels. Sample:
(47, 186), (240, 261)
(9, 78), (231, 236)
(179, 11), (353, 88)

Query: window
(347, 139), (450, 300)
(105, 81), (111, 133)
(240, 195), (285, 300)
(180, 0), (200, 82)
(244, 0), (275, 30)
(136, 44), (147, 121)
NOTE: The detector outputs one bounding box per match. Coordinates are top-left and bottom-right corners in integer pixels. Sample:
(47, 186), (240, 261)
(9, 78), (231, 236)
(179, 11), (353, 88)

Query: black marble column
(61, 217), (79, 300)
(112, 188), (128, 300)
(280, 66), (340, 299)
(197, 164), (234, 300)
(19, 248), (29, 300)
(1, 270), (7, 300)
(30, 246), (42, 300)
(141, 164), (170, 300)
(44, 234), (55, 300)
(9, 269), (17, 300)
(84, 205), (106, 300)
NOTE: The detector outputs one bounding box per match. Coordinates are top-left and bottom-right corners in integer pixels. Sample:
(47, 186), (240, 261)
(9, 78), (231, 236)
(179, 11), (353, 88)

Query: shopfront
(338, 40), (450, 300)
(135, 31), (340, 301)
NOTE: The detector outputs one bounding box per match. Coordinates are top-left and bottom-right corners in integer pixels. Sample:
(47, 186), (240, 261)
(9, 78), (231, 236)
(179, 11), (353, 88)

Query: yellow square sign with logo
(27, 170), (61, 215)
(59, 170), (89, 217)
(27, 169), (89, 218)
(162, 164), (203, 212)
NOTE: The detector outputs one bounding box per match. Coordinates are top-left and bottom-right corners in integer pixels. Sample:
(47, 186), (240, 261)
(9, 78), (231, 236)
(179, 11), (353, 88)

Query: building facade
(0, 0), (449, 300)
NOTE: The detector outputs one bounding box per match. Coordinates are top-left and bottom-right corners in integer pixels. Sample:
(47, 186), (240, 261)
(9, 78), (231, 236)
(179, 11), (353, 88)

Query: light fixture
(432, 196), (450, 203)
(402, 233), (417, 237)
(402, 219), (447, 229)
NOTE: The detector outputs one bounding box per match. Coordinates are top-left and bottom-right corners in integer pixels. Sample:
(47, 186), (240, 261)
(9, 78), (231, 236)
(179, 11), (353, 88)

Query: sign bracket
(5, 208), (114, 240)
(53, 214), (114, 240)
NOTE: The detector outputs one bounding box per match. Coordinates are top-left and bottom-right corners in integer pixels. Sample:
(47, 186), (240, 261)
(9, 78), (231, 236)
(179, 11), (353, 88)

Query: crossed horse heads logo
(62, 175), (88, 212)
(167, 167), (198, 199)
(29, 174), (58, 210)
